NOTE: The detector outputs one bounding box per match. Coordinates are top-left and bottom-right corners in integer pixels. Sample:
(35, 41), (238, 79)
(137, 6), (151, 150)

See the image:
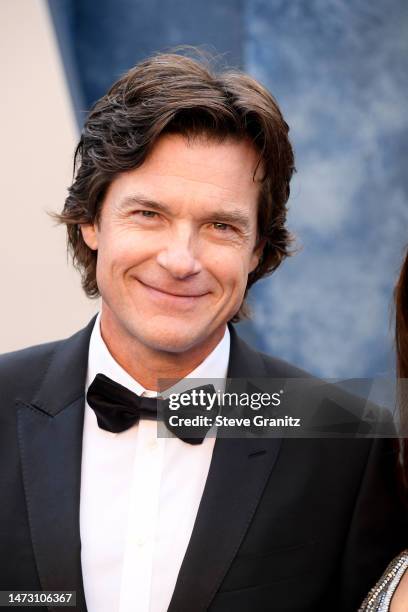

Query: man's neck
(99, 314), (226, 391)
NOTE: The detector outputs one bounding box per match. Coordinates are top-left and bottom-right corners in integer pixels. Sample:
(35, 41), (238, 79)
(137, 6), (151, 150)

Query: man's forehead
(134, 133), (263, 181)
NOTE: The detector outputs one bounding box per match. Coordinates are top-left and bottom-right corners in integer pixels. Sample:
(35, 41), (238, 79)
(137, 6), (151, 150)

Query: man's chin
(134, 320), (220, 355)
(143, 330), (206, 354)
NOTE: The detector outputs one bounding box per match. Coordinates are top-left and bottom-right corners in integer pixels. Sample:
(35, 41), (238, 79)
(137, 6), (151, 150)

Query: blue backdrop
(48, 0), (408, 377)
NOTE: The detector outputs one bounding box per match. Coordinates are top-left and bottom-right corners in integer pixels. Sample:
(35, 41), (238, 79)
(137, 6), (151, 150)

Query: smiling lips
(136, 279), (209, 304)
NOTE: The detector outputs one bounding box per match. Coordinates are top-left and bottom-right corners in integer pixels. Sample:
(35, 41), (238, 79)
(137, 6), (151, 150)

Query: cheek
(207, 249), (252, 292)
(96, 231), (155, 274)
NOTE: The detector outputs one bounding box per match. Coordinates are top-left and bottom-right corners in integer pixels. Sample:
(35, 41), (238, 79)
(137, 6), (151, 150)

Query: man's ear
(249, 239), (266, 273)
(80, 223), (98, 251)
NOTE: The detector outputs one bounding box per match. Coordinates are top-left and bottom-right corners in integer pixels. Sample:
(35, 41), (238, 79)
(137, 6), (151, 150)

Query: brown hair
(56, 51), (295, 321)
(395, 247), (408, 494)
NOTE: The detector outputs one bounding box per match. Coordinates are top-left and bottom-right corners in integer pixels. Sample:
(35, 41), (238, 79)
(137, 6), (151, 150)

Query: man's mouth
(135, 279), (209, 304)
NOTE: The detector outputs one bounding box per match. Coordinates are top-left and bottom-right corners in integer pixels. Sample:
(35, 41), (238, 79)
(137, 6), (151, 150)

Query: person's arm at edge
(339, 433), (407, 611)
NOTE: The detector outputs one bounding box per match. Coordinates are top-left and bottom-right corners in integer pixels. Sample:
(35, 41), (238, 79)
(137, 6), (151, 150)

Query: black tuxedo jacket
(0, 318), (406, 612)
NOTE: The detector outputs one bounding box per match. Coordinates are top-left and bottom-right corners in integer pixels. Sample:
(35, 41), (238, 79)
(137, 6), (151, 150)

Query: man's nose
(156, 231), (202, 279)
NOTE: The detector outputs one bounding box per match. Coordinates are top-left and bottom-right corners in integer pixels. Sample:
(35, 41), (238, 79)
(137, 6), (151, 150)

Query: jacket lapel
(168, 325), (283, 612)
(17, 318), (96, 612)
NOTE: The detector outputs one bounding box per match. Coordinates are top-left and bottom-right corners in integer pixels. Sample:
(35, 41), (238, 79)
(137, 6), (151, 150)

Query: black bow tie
(86, 373), (217, 445)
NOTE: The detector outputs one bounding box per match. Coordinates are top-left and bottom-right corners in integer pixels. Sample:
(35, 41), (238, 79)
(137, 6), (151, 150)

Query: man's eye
(141, 210), (157, 218)
(213, 222), (231, 231)
(134, 210), (157, 218)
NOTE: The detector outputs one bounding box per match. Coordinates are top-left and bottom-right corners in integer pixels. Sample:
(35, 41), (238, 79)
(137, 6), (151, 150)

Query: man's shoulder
(229, 324), (312, 380)
(0, 338), (62, 368)
(0, 318), (96, 402)
(239, 334), (386, 432)
(0, 339), (64, 400)
(257, 349), (311, 379)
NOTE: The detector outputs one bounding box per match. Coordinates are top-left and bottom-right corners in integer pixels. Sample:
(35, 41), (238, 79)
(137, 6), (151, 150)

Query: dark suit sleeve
(338, 435), (407, 611)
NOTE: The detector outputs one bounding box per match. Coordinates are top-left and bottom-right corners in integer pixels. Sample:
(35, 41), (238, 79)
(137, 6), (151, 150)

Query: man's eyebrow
(119, 194), (252, 230)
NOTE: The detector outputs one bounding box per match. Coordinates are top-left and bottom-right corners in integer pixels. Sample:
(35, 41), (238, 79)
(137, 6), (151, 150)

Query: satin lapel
(17, 318), (96, 612)
(168, 325), (283, 612)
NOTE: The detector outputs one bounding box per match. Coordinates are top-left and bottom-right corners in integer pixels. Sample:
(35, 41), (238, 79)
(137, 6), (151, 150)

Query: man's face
(81, 133), (263, 355)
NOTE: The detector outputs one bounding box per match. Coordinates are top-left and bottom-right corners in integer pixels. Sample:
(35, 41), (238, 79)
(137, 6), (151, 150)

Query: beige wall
(0, 0), (99, 353)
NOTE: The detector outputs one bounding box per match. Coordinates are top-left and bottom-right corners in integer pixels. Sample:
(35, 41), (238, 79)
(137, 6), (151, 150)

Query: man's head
(58, 52), (295, 355)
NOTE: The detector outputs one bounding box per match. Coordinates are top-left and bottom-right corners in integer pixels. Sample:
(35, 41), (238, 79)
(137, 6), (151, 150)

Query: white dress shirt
(80, 315), (230, 612)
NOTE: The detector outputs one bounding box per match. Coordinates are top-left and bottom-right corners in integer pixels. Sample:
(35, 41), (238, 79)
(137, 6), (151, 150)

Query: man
(0, 52), (406, 612)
